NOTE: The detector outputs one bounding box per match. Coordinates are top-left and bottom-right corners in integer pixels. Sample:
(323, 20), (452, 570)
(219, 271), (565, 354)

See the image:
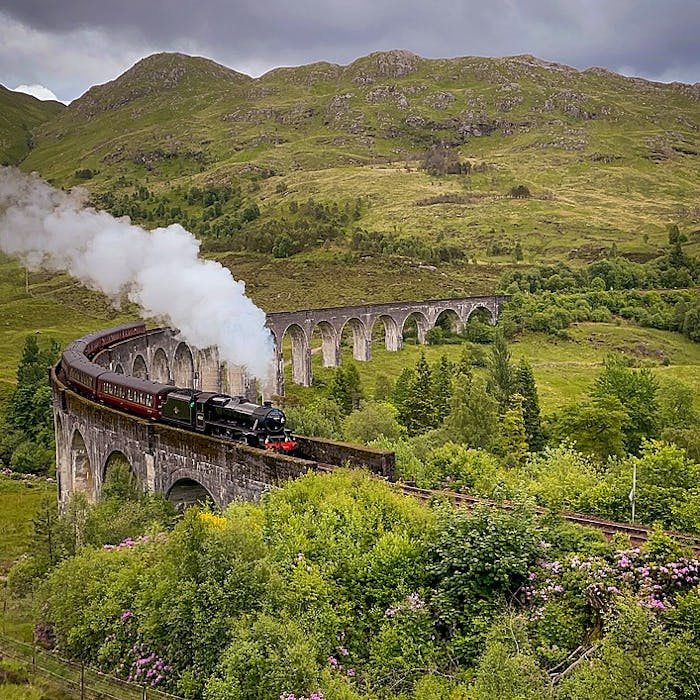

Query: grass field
(283, 320), (700, 413)
(0, 477), (56, 575)
(0, 255), (136, 394)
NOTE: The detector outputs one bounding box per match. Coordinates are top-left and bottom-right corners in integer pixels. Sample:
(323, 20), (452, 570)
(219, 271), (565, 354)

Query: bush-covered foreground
(23, 470), (700, 700)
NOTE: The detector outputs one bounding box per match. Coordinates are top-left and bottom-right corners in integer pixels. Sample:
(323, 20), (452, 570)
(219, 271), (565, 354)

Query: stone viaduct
(52, 369), (394, 511)
(51, 295), (505, 510)
(267, 295), (507, 393)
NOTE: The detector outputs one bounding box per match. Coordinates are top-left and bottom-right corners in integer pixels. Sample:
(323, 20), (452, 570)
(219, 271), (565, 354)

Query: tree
(668, 223), (681, 246)
(551, 396), (630, 461)
(444, 375), (498, 450)
(432, 355), (453, 412)
(285, 398), (344, 439)
(498, 394), (529, 465)
(329, 363), (364, 415)
(7, 334), (60, 439)
(454, 346), (473, 382)
(429, 502), (543, 663)
(343, 401), (403, 444)
(657, 378), (697, 430)
(630, 440), (700, 528)
(374, 373), (393, 402)
(513, 241), (524, 261)
(32, 495), (60, 566)
(487, 328), (514, 413)
(514, 358), (544, 451)
(592, 355), (659, 454)
(509, 184), (531, 199)
(391, 367), (415, 410)
(398, 352), (438, 435)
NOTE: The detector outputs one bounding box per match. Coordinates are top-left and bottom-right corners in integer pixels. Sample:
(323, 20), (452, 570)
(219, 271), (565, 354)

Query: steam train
(58, 322), (297, 454)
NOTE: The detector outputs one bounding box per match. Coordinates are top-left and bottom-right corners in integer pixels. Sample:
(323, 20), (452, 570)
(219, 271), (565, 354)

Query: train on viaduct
(52, 295), (506, 510)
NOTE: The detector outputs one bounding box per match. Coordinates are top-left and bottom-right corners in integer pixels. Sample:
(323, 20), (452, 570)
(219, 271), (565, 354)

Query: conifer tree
(499, 393), (529, 464)
(445, 374), (498, 449)
(374, 373), (393, 402)
(8, 335), (60, 438)
(391, 367), (415, 411)
(515, 358), (544, 451)
(329, 363), (364, 415)
(455, 346), (474, 382)
(432, 354), (453, 414)
(344, 363), (364, 413)
(399, 352), (437, 434)
(487, 328), (514, 413)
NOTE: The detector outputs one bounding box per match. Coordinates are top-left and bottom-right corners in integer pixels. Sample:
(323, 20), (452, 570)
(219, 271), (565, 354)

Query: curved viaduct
(267, 295), (507, 393)
(90, 327), (255, 398)
(51, 295), (504, 509)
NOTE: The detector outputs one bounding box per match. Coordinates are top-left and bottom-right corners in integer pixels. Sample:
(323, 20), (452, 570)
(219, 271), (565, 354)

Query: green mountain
(6, 50), (700, 305)
(0, 85), (65, 165)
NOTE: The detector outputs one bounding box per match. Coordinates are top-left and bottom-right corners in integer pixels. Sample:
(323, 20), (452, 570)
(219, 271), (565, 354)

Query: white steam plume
(0, 167), (275, 383)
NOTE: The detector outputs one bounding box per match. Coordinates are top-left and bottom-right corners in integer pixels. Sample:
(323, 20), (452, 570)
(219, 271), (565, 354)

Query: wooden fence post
(142, 683), (147, 700)
(80, 662), (85, 700)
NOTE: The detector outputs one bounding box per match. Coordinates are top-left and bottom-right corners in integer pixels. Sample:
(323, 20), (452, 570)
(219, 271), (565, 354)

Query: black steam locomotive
(58, 322), (297, 454)
(161, 389), (296, 451)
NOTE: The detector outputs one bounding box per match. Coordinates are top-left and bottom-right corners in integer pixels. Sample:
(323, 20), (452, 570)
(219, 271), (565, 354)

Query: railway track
(396, 484), (700, 555)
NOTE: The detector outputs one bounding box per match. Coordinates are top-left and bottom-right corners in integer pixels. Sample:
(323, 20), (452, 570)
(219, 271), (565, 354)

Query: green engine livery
(161, 390), (293, 449)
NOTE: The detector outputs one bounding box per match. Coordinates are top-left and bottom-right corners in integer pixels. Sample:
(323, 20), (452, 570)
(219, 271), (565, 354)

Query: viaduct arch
(266, 295), (507, 394)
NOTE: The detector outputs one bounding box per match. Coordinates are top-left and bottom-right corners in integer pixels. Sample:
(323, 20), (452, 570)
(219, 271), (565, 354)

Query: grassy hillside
(0, 255), (135, 397)
(14, 50), (699, 271)
(0, 86), (64, 165)
(2, 50), (699, 406)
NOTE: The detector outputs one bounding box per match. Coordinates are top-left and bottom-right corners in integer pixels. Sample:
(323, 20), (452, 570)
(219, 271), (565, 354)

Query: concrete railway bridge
(53, 295), (507, 510)
(267, 295), (507, 393)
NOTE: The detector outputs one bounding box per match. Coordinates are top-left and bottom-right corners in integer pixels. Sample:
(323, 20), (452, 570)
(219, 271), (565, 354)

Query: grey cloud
(1, 0), (698, 101)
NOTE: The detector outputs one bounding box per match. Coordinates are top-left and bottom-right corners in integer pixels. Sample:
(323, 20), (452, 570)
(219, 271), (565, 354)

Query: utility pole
(629, 463), (637, 524)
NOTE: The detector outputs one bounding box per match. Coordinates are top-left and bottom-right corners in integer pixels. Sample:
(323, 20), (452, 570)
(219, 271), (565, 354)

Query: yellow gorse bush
(198, 511), (227, 529)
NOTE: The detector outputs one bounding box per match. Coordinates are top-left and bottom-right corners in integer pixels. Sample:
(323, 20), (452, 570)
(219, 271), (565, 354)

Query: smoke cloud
(0, 167), (275, 383)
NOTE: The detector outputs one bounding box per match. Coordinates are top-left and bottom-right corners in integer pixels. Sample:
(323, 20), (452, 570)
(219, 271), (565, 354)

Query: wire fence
(0, 632), (184, 700)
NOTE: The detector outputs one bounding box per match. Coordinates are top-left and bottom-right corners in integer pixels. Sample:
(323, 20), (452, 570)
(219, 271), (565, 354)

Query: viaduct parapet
(266, 295), (507, 394)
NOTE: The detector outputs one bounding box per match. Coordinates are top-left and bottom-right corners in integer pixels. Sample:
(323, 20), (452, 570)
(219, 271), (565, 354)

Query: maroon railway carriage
(82, 322), (146, 359)
(96, 372), (175, 420)
(59, 322), (298, 452)
(60, 350), (106, 399)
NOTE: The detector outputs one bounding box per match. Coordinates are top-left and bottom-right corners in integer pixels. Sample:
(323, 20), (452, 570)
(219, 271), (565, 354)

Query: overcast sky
(2, 0), (699, 103)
